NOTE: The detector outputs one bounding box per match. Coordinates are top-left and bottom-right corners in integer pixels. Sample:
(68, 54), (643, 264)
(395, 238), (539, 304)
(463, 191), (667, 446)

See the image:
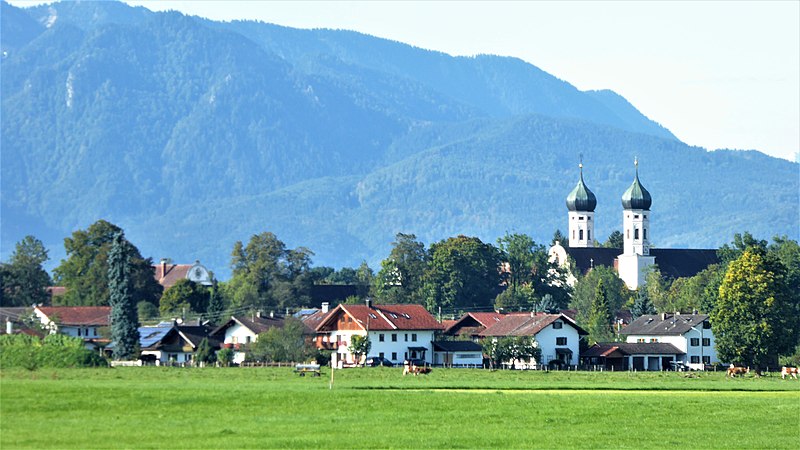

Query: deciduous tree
(373, 233), (428, 304)
(0, 235), (52, 307)
(159, 279), (209, 317)
(586, 279), (614, 344)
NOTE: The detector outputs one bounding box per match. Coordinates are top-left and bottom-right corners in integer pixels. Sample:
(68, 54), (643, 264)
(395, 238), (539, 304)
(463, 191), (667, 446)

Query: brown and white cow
(402, 361), (432, 376)
(781, 366), (799, 380)
(726, 364), (750, 378)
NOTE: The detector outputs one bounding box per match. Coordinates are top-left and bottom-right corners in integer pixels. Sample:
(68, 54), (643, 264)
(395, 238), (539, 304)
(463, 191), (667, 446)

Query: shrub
(0, 334), (108, 370)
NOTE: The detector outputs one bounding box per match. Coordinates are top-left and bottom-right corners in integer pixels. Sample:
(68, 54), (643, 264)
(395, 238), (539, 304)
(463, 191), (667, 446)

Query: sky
(11, 1), (800, 162)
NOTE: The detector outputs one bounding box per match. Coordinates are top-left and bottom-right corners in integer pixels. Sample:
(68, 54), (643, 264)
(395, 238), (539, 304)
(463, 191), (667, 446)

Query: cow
(726, 364), (750, 378)
(781, 366), (799, 380)
(403, 360), (432, 376)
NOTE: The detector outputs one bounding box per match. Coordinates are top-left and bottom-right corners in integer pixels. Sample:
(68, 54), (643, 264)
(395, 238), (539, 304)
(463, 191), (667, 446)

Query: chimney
(160, 258), (167, 278)
(256, 311), (262, 319)
(365, 298), (372, 309)
(661, 312), (667, 321)
(321, 302), (329, 313)
(6, 319), (12, 335)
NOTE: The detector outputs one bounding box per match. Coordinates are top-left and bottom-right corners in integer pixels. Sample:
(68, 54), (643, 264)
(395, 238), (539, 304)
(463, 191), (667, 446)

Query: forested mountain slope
(2, 1), (797, 276)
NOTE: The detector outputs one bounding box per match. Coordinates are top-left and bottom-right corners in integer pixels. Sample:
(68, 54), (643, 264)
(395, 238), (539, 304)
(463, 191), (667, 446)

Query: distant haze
(109, 0), (799, 162)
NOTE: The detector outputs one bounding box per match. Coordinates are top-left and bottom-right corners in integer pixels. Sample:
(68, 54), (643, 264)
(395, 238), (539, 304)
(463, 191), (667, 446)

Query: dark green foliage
(373, 233), (428, 304)
(247, 318), (313, 363)
(52, 220), (162, 307)
(227, 232), (314, 312)
(159, 279), (210, 317)
(194, 337), (217, 366)
(205, 280), (226, 325)
(216, 347), (234, 367)
(423, 235), (502, 312)
(137, 301), (159, 321)
(586, 280), (614, 344)
(630, 289), (656, 318)
(570, 265), (630, 325)
(603, 231), (624, 250)
(0, 235), (51, 307)
(1, 2), (796, 277)
(496, 233), (570, 310)
(0, 333), (107, 369)
(108, 231), (140, 360)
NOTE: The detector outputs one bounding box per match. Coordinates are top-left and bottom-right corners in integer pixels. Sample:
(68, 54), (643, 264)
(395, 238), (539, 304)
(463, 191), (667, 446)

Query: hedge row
(0, 334), (108, 370)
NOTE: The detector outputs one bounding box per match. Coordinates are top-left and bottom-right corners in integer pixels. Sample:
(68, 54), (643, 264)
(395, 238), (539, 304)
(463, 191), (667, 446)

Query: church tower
(566, 162), (597, 248)
(617, 158), (655, 289)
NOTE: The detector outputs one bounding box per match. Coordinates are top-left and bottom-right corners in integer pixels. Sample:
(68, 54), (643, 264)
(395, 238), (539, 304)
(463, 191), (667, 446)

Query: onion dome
(566, 163), (597, 212)
(621, 158), (652, 210)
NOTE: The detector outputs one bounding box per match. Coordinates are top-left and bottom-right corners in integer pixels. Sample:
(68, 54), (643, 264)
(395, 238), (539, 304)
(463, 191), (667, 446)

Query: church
(549, 160), (718, 290)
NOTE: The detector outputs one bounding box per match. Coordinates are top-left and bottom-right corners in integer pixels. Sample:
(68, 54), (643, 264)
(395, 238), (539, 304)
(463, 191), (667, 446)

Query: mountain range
(2, 1), (797, 278)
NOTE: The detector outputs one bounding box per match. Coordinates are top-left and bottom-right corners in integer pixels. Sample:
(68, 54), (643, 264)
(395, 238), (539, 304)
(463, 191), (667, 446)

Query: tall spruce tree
(631, 289), (656, 318)
(587, 279), (614, 344)
(108, 231), (140, 360)
(206, 280), (225, 325)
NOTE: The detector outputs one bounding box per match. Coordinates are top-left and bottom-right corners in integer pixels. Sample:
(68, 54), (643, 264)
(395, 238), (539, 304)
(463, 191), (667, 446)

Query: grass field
(2, 367), (798, 449)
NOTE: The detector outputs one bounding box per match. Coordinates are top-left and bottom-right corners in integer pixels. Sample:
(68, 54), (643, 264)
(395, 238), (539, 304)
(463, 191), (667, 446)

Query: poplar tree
(587, 279), (614, 344)
(108, 231), (140, 360)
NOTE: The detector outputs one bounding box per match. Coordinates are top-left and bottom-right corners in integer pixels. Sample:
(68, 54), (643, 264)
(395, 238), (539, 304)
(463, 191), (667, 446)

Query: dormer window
(553, 322), (563, 329)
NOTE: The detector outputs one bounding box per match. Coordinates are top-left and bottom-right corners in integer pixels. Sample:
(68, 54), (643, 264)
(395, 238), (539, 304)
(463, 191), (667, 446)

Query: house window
(391, 352), (397, 360)
(643, 229), (647, 240)
(379, 352), (385, 359)
(553, 322), (563, 329)
(411, 350), (417, 358)
(391, 334), (397, 342)
(412, 333), (417, 342)
(77, 328), (82, 337)
(634, 214), (639, 219)
(186, 354), (192, 362)
(703, 321), (711, 329)
(702, 338), (711, 346)
(379, 334), (385, 342)
(245, 336), (251, 344)
(702, 356), (711, 364)
(579, 229), (584, 240)
(690, 356), (700, 364)
(337, 335), (342, 343)
(404, 333), (408, 342)
(93, 328), (98, 337)
(572, 230), (576, 239)
(634, 228), (640, 240)
(649, 338), (658, 343)
(690, 338), (700, 346)
(587, 230), (591, 240)
(556, 337), (567, 346)
(627, 229), (630, 239)
(637, 338), (645, 343)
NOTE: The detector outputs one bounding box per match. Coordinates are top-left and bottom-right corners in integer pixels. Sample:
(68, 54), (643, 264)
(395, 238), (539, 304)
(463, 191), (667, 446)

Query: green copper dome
(621, 160), (652, 210)
(566, 164), (597, 212)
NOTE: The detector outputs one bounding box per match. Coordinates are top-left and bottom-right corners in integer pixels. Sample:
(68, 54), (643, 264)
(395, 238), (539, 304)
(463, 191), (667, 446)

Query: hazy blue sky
(13, 1), (800, 161)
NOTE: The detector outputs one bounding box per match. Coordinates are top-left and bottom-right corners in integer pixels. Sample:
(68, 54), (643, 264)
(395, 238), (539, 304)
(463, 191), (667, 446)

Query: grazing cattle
(726, 364), (750, 378)
(402, 361), (432, 376)
(781, 366), (799, 380)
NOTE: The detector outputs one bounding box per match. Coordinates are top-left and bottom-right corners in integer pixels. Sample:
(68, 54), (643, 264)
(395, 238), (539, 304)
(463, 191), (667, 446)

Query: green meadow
(2, 367), (798, 449)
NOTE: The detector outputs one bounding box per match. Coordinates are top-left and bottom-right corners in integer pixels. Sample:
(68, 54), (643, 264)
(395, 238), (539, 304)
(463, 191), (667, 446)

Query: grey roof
(566, 166), (597, 212)
(620, 313), (709, 336)
(433, 341), (483, 352)
(584, 342), (685, 357)
(621, 166), (652, 210)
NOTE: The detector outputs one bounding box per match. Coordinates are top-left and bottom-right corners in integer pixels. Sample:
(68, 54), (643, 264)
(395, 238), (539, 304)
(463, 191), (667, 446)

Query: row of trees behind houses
(2, 219), (799, 368)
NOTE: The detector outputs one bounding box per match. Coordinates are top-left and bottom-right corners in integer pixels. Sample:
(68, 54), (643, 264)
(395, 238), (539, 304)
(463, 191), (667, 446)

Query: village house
(479, 312), (586, 369)
(315, 301), (442, 367)
(581, 342), (685, 371)
(136, 321), (219, 365)
(153, 259), (213, 290)
(442, 311), (508, 341)
(619, 312), (718, 370)
(33, 305), (111, 350)
(210, 313), (284, 364)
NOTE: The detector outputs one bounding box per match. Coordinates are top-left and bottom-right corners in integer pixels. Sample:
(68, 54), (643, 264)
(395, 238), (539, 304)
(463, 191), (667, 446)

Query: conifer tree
(631, 289), (656, 318)
(206, 280), (225, 325)
(194, 337), (217, 367)
(108, 231), (140, 360)
(587, 279), (614, 344)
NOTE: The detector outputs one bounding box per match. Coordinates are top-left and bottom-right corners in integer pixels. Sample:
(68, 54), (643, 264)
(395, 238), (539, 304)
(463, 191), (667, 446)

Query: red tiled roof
(468, 312), (507, 327)
(440, 319), (458, 330)
(317, 304), (442, 332)
(152, 264), (192, 289)
(480, 313), (587, 337)
(301, 309), (334, 334)
(37, 306), (111, 326)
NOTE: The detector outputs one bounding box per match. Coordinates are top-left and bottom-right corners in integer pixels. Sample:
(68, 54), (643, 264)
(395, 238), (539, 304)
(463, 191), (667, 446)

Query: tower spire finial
(634, 156), (639, 176)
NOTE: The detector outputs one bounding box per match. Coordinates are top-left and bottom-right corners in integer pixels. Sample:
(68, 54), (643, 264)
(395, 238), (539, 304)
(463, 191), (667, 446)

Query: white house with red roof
(153, 259), (212, 290)
(480, 312), (587, 368)
(315, 302), (442, 367)
(33, 306), (111, 350)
